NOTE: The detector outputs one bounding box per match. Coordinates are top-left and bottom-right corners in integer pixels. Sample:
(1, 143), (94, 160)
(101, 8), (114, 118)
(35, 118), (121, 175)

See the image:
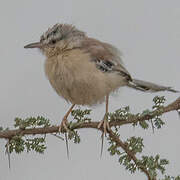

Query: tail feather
(128, 79), (179, 93)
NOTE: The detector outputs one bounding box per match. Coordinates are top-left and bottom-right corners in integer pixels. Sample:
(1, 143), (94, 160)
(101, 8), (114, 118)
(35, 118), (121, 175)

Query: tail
(127, 79), (179, 93)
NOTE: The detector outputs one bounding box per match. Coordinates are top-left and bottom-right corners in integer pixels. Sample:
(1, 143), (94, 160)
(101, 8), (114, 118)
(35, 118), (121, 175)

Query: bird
(24, 23), (178, 139)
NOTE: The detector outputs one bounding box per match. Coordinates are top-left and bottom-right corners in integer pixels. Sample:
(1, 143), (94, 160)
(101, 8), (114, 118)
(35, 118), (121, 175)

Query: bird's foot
(98, 113), (110, 157)
(98, 113), (110, 135)
(59, 117), (69, 133)
(58, 117), (70, 158)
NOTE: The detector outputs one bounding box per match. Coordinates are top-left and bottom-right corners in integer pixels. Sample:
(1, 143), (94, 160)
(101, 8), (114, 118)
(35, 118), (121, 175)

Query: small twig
(108, 129), (153, 180)
(51, 133), (64, 141)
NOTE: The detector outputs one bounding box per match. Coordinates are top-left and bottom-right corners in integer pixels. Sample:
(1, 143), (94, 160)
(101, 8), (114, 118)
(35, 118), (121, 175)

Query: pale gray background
(0, 0), (180, 179)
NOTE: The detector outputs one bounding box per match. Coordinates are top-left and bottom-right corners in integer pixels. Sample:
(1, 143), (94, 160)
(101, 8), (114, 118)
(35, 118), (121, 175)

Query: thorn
(5, 141), (11, 169)
(7, 150), (11, 169)
(51, 133), (64, 141)
(150, 119), (155, 133)
(100, 133), (104, 158)
(177, 109), (180, 119)
(65, 133), (69, 159)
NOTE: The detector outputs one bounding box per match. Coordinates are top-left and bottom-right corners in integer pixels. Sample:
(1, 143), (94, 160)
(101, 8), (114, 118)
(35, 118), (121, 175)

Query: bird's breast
(44, 49), (126, 105)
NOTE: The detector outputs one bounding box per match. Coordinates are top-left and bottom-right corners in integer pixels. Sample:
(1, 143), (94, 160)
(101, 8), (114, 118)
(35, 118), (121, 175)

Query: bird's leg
(98, 95), (110, 156)
(59, 104), (75, 132)
(98, 95), (110, 133)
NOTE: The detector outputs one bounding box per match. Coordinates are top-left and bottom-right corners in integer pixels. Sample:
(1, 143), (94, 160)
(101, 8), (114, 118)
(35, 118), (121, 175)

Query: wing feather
(81, 37), (132, 81)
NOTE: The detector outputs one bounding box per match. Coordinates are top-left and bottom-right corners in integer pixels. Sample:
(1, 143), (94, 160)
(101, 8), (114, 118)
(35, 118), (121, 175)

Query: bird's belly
(45, 50), (126, 105)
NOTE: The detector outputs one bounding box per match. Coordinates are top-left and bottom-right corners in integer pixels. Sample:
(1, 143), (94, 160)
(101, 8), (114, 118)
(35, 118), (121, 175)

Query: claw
(98, 114), (110, 135)
(59, 117), (69, 132)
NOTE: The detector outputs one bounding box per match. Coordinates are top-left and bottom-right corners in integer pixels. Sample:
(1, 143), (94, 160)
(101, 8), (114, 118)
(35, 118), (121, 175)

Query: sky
(0, 0), (180, 179)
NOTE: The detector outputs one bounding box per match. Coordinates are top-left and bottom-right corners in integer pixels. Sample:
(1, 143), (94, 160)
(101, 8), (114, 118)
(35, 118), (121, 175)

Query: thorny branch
(108, 129), (152, 180)
(0, 96), (180, 180)
(0, 96), (179, 139)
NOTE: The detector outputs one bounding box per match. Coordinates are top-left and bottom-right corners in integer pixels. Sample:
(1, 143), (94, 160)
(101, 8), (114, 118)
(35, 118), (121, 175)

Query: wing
(81, 37), (132, 81)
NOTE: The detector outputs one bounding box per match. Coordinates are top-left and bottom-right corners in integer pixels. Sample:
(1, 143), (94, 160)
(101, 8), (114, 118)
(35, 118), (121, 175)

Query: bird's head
(24, 23), (85, 57)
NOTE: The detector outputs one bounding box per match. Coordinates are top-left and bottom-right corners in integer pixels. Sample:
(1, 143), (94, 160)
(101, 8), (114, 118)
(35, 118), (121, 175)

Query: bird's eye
(50, 39), (56, 44)
(53, 30), (57, 34)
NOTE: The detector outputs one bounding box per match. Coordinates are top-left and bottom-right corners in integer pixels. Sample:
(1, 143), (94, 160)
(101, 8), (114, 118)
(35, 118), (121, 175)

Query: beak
(24, 42), (42, 49)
